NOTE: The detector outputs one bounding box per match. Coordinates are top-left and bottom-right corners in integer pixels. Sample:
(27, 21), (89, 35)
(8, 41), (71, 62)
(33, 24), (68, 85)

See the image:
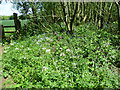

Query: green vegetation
(3, 24), (119, 88)
(2, 1), (120, 89)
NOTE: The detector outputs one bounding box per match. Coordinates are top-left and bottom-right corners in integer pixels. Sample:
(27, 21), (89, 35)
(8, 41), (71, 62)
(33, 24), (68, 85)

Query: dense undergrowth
(3, 24), (120, 88)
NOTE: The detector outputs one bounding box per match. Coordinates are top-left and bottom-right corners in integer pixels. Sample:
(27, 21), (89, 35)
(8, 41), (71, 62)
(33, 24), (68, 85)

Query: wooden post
(0, 25), (5, 39)
(13, 13), (21, 34)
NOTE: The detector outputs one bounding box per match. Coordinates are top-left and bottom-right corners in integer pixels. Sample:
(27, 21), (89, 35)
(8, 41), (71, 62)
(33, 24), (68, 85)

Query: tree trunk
(115, 1), (120, 34)
(69, 3), (77, 34)
(117, 6), (120, 33)
(98, 2), (104, 29)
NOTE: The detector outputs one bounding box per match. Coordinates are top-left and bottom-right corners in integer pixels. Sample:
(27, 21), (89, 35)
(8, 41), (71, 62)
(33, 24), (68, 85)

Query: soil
(0, 46), (3, 55)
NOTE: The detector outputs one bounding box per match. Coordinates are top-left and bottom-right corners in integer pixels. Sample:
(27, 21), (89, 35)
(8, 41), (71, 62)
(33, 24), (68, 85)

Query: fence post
(13, 13), (21, 34)
(0, 25), (5, 39)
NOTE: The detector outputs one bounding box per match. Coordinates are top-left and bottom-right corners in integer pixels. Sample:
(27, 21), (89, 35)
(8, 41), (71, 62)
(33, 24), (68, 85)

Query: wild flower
(60, 53), (65, 56)
(42, 47), (46, 50)
(40, 38), (44, 40)
(60, 47), (62, 50)
(46, 49), (50, 53)
(4, 50), (7, 53)
(72, 63), (77, 68)
(24, 57), (26, 59)
(42, 66), (48, 71)
(10, 43), (14, 45)
(28, 48), (31, 50)
(72, 63), (76, 66)
(15, 48), (19, 50)
(66, 49), (71, 52)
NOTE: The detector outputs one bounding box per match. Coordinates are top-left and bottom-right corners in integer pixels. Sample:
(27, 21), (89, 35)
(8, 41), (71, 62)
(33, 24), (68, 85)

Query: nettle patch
(3, 26), (119, 88)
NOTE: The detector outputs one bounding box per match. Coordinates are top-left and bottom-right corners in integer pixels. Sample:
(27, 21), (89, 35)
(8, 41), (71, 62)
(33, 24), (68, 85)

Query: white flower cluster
(46, 49), (51, 53)
(60, 53), (65, 56)
(15, 48), (19, 50)
(10, 43), (14, 46)
(60, 48), (62, 50)
(42, 66), (48, 71)
(66, 49), (71, 52)
(42, 47), (46, 50)
(42, 47), (51, 53)
(72, 63), (77, 68)
(27, 48), (31, 50)
(10, 42), (16, 46)
(4, 50), (7, 53)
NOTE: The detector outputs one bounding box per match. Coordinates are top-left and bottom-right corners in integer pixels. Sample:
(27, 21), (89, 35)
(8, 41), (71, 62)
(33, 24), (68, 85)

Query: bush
(3, 25), (119, 88)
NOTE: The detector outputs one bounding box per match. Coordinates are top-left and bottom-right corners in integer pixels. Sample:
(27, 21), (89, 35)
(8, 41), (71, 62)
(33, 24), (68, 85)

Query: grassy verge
(0, 46), (3, 88)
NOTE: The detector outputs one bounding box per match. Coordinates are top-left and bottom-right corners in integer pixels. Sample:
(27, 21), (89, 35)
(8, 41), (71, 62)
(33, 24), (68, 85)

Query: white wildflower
(10, 43), (14, 45)
(72, 63), (76, 66)
(28, 48), (31, 50)
(40, 38), (44, 40)
(36, 42), (39, 44)
(60, 47), (62, 50)
(42, 47), (46, 50)
(66, 49), (71, 52)
(4, 50), (7, 53)
(72, 63), (77, 68)
(60, 53), (65, 56)
(42, 66), (48, 71)
(15, 48), (19, 50)
(24, 57), (26, 59)
(46, 49), (50, 53)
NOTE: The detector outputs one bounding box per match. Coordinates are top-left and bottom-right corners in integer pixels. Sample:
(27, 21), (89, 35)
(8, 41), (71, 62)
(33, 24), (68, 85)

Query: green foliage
(3, 25), (119, 88)
(20, 17), (64, 37)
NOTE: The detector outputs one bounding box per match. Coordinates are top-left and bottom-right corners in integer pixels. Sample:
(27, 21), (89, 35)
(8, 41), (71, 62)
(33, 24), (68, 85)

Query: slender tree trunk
(117, 5), (120, 32)
(98, 2), (104, 29)
(60, 2), (78, 34)
(60, 2), (69, 31)
(115, 1), (120, 34)
(69, 2), (78, 34)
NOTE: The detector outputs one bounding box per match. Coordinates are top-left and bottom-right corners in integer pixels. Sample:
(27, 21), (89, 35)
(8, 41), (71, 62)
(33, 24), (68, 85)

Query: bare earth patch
(0, 46), (3, 55)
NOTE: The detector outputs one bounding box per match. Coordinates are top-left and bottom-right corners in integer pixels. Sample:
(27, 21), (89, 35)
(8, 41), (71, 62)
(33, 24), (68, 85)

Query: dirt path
(0, 46), (3, 55)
